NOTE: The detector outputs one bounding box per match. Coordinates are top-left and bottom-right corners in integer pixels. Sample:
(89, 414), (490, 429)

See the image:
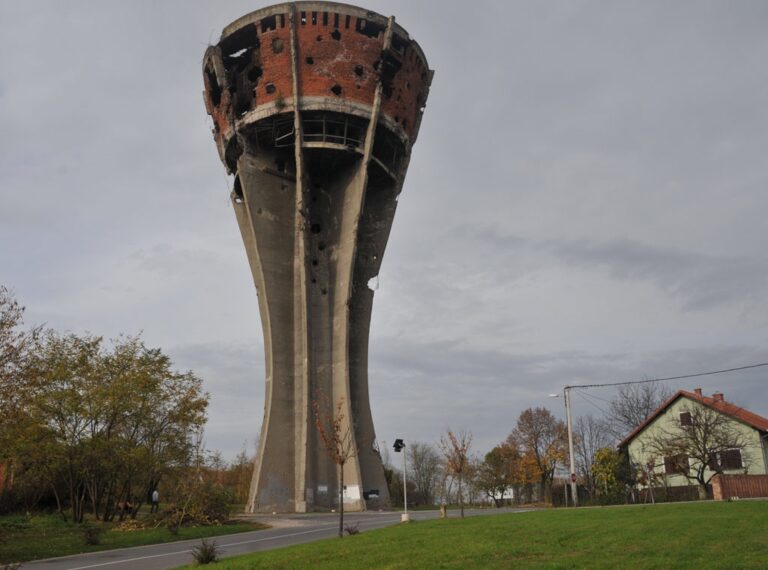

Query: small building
(618, 389), (768, 491)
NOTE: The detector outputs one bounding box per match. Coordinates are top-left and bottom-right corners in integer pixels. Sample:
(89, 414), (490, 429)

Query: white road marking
(65, 524), (341, 570)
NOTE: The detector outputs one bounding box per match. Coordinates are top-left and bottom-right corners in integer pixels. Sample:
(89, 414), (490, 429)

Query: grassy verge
(179, 501), (768, 569)
(0, 513), (267, 564)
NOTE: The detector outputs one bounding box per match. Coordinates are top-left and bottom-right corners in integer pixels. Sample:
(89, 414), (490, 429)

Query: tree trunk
(458, 476), (464, 518)
(338, 463), (344, 538)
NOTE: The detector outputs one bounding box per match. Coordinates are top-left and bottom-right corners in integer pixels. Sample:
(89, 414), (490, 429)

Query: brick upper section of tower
(203, 1), (432, 169)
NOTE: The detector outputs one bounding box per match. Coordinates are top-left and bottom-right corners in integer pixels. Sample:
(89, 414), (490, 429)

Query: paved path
(23, 507), (533, 570)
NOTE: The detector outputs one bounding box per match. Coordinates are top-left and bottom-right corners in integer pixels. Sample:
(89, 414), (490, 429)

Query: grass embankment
(0, 513), (266, 564)
(184, 502), (768, 569)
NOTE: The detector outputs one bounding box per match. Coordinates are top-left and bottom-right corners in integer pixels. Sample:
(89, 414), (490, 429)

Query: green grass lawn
(181, 502), (768, 569)
(0, 513), (267, 564)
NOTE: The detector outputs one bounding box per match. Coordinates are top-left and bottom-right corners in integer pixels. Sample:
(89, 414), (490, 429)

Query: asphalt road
(22, 507), (533, 570)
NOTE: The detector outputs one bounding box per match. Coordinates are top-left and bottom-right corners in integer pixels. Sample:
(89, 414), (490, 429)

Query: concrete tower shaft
(203, 2), (432, 513)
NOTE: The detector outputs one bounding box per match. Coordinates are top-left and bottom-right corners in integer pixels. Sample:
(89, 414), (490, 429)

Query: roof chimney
(713, 392), (724, 402)
(694, 388), (702, 396)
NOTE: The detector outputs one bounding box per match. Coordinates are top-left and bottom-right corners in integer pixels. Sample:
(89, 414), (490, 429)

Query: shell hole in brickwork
(354, 65), (364, 77)
(312, 259), (318, 266)
(205, 68), (222, 106)
(311, 278), (317, 284)
(265, 83), (276, 94)
(331, 29), (341, 40)
(271, 37), (284, 54)
(306, 56), (314, 65)
(247, 66), (263, 82)
(220, 23), (259, 60)
(316, 35), (323, 42)
(310, 223), (322, 234)
(321, 288), (328, 295)
(330, 84), (342, 96)
(261, 15), (277, 32)
(318, 242), (327, 251)
(355, 18), (385, 39)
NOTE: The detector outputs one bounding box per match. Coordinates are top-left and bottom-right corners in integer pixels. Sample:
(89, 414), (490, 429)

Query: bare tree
(438, 429), (472, 518)
(407, 442), (441, 505)
(608, 382), (672, 440)
(642, 404), (751, 499)
(509, 407), (567, 503)
(313, 395), (357, 537)
(573, 415), (613, 498)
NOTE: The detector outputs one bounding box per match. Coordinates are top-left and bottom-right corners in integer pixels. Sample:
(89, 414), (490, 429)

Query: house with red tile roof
(618, 389), (768, 491)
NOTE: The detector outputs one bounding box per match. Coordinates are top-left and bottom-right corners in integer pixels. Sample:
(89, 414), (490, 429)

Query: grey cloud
(460, 226), (768, 312)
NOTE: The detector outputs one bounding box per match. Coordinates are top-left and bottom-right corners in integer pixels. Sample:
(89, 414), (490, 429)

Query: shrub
(344, 523), (360, 535)
(191, 538), (220, 565)
(82, 525), (103, 545)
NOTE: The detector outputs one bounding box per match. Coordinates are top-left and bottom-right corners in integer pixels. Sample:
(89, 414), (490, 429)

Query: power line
(566, 362), (768, 390)
(573, 389), (608, 415)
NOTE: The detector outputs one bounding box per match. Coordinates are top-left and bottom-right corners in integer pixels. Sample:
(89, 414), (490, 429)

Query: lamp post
(563, 386), (578, 506)
(393, 439), (410, 522)
(550, 389), (578, 507)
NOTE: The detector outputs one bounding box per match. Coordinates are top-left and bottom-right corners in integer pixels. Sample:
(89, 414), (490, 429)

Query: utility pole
(564, 386), (578, 506)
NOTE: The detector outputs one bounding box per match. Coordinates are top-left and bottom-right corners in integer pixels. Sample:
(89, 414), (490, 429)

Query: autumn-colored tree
(3, 331), (208, 521)
(474, 445), (514, 507)
(592, 447), (622, 496)
(438, 429), (472, 518)
(313, 395), (357, 537)
(0, 286), (42, 502)
(509, 407), (568, 503)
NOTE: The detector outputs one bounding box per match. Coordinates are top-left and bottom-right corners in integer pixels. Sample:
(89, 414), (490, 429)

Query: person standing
(151, 489), (159, 513)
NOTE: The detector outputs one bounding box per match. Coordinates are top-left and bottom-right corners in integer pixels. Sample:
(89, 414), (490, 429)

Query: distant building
(619, 389), (768, 489)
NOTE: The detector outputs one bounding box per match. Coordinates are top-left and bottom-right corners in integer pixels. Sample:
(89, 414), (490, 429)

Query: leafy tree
(474, 445), (514, 507)
(438, 429), (472, 518)
(3, 331), (208, 521)
(592, 448), (622, 499)
(508, 407), (567, 503)
(0, 286), (41, 507)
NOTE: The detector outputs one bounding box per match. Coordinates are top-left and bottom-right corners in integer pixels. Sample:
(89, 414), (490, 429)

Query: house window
(664, 454), (688, 475)
(679, 412), (692, 427)
(707, 449), (744, 471)
(722, 449), (743, 470)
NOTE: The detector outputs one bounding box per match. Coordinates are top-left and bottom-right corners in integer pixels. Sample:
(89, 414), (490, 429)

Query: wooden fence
(712, 474), (768, 500)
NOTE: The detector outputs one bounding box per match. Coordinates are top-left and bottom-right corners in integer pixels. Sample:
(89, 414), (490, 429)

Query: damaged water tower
(202, 2), (432, 513)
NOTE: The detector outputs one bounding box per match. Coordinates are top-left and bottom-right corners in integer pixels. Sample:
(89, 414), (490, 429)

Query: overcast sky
(2, 1), (767, 460)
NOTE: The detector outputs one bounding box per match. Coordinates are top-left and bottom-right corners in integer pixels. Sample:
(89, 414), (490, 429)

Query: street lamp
(550, 389), (578, 506)
(393, 439), (410, 522)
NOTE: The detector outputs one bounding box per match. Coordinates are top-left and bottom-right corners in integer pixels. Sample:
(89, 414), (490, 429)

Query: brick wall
(711, 474), (768, 500)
